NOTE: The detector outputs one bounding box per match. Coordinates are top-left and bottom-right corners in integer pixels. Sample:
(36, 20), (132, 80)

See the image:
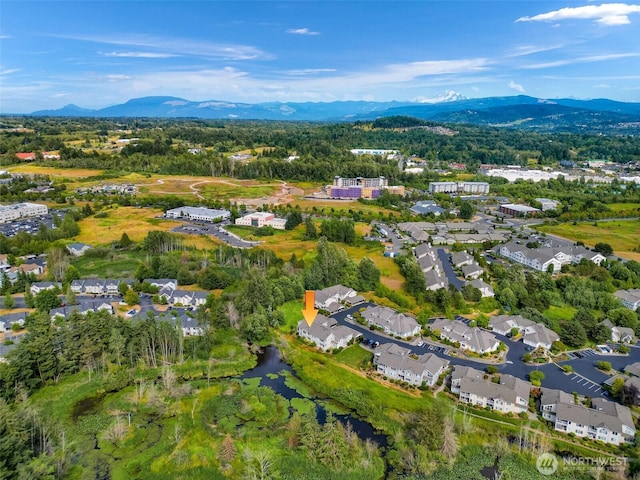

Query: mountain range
(29, 93), (640, 133)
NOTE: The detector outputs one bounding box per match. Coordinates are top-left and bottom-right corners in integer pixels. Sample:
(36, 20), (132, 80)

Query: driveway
(435, 248), (464, 290)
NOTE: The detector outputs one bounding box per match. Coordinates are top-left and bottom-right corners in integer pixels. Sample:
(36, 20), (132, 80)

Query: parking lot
(565, 373), (607, 396)
(0, 213), (61, 237)
(566, 348), (599, 360)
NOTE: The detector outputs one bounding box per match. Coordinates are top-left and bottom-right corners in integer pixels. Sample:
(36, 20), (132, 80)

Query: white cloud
(283, 68), (337, 76)
(0, 68), (20, 76)
(523, 53), (640, 69)
(509, 80), (525, 93)
(51, 93), (70, 98)
(516, 3), (640, 26)
(594, 83), (611, 88)
(471, 86), (480, 92)
(102, 51), (177, 58)
(506, 43), (564, 57)
(53, 33), (270, 60)
(105, 74), (133, 82)
(286, 28), (320, 35)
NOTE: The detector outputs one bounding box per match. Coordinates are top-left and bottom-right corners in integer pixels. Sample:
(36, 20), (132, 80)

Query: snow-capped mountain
(415, 90), (468, 104)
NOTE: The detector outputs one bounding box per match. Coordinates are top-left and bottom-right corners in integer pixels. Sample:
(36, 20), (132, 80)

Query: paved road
(333, 304), (640, 398)
(435, 248), (464, 291)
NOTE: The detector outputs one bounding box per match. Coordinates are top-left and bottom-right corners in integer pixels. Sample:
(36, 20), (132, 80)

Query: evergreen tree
(303, 217), (317, 240)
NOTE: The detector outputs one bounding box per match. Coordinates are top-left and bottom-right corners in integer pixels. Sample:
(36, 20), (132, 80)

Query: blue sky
(1, 1), (640, 112)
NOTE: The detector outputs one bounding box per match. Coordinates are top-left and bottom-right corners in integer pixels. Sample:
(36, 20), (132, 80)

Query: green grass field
(536, 219), (640, 261)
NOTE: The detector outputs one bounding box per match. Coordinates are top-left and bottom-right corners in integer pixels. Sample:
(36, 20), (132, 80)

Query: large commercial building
(328, 176), (405, 199)
(498, 203), (540, 218)
(165, 206), (230, 222)
(0, 202), (48, 223)
(350, 149), (398, 157)
(428, 182), (490, 195)
(235, 212), (286, 230)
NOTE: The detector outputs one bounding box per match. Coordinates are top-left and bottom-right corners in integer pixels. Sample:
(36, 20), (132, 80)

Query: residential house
(602, 319), (636, 344)
(30, 281), (61, 295)
(169, 290), (194, 306)
(0, 254), (9, 271)
(489, 314), (559, 350)
(361, 305), (421, 338)
(145, 278), (178, 291)
(18, 263), (44, 276)
(0, 311), (28, 332)
(429, 318), (500, 354)
(540, 388), (575, 422)
(461, 263), (483, 279)
(425, 269), (448, 291)
(50, 300), (114, 320)
(466, 279), (494, 298)
(374, 343), (449, 387)
(83, 279), (106, 296)
(450, 251), (474, 268)
(451, 365), (531, 414)
(410, 201), (446, 216)
(624, 362), (640, 377)
(70, 280), (85, 294)
(497, 241), (605, 273)
(297, 315), (361, 351)
(613, 289), (640, 311)
(414, 243), (436, 259)
(550, 397), (636, 445)
(67, 242), (92, 256)
(314, 285), (358, 312)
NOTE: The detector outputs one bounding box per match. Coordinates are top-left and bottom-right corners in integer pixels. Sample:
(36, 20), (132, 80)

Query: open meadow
(536, 219), (640, 261)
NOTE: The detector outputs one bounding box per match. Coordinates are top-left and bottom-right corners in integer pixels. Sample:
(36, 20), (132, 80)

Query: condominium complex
(328, 176), (405, 199)
(0, 202), (48, 223)
(428, 182), (490, 195)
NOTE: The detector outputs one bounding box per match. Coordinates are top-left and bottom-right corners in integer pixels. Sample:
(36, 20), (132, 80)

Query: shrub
(596, 361), (611, 371)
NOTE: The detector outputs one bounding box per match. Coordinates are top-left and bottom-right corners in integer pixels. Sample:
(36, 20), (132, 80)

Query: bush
(486, 365), (498, 374)
(562, 365), (574, 373)
(596, 361), (611, 371)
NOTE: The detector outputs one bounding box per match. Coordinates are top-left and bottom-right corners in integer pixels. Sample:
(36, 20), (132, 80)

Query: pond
(241, 345), (388, 449)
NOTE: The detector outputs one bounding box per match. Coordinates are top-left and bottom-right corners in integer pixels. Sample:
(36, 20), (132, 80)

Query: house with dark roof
(461, 262), (483, 279)
(67, 242), (92, 256)
(410, 201), (446, 217)
(374, 343), (449, 387)
(50, 300), (113, 320)
(297, 314), (361, 351)
(30, 281), (61, 295)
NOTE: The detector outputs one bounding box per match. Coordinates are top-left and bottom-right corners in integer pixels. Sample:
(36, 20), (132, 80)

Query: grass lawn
(536, 219), (640, 261)
(278, 299), (304, 333)
(333, 344), (373, 368)
(544, 305), (578, 323)
(71, 250), (149, 278)
(75, 206), (177, 245)
(6, 164), (105, 178)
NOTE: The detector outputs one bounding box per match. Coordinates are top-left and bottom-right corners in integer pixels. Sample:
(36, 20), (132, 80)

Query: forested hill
(27, 95), (640, 134)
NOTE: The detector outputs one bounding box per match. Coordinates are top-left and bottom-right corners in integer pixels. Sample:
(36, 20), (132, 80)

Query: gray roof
(297, 315), (360, 344)
(414, 243), (435, 259)
(556, 399), (635, 435)
(468, 279), (493, 293)
(459, 374), (531, 405)
(451, 365), (485, 383)
(430, 318), (499, 353)
(540, 388), (574, 406)
(451, 251), (473, 266)
(376, 348), (448, 377)
(314, 284), (355, 305)
(624, 362), (640, 377)
(362, 305), (420, 336)
(461, 263), (483, 277)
